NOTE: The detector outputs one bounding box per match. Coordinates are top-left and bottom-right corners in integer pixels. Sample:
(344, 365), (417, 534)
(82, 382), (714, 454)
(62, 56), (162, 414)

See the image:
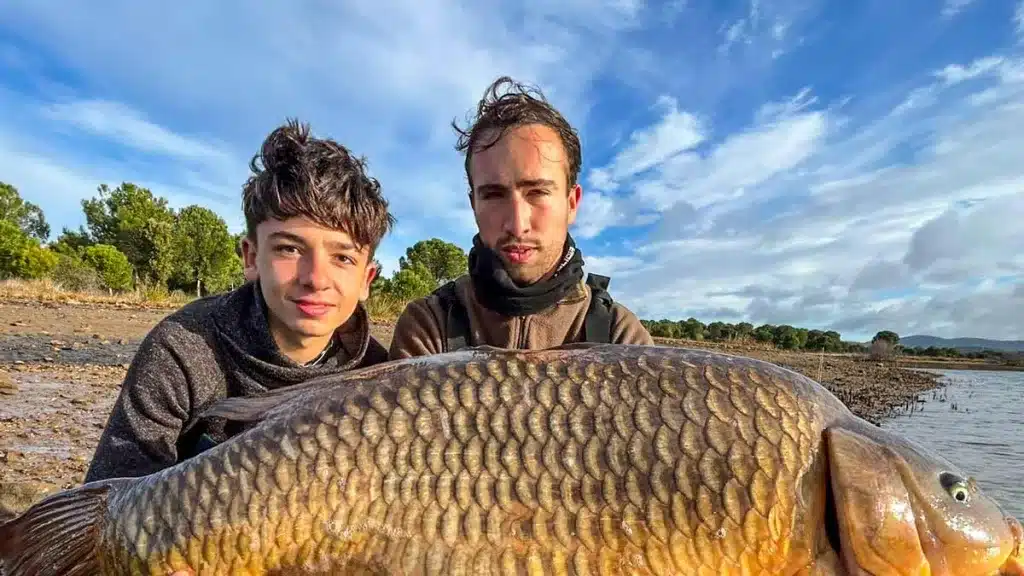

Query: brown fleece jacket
(389, 274), (654, 359)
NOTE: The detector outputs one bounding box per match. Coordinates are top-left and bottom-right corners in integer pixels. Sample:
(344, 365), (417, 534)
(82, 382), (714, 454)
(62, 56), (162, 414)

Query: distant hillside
(900, 335), (1024, 352)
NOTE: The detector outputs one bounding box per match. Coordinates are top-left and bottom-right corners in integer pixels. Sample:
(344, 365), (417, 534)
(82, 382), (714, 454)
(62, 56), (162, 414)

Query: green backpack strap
(435, 280), (471, 352)
(584, 273), (614, 344)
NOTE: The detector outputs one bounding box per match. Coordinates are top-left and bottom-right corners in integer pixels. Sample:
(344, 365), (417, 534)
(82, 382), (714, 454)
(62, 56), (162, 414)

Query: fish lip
(994, 517), (1024, 575)
(1009, 516), (1023, 558)
(999, 555), (1024, 576)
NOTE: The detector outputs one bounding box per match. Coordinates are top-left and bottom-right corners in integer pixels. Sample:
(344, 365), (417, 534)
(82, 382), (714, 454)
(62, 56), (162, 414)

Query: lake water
(879, 368), (1023, 520)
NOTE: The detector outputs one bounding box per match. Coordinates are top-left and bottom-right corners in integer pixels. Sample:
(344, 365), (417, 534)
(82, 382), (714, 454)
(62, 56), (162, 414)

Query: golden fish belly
(101, 349), (837, 575)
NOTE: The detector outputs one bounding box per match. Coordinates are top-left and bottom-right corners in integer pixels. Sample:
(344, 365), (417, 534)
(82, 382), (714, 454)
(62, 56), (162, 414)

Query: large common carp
(0, 343), (1021, 575)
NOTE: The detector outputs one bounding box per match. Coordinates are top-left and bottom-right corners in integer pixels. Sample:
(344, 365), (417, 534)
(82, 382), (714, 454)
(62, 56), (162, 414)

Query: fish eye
(939, 471), (971, 503)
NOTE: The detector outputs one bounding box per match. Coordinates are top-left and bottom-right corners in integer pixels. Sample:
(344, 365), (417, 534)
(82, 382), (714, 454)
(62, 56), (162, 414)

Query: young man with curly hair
(85, 119), (395, 481)
(389, 77), (653, 358)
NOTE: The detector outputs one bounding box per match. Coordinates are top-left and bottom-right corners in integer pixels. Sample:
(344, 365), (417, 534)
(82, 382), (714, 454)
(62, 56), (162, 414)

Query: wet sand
(0, 300), (943, 521)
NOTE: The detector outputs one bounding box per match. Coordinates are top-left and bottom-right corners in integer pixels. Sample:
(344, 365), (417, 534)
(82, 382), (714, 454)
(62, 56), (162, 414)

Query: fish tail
(0, 478), (131, 576)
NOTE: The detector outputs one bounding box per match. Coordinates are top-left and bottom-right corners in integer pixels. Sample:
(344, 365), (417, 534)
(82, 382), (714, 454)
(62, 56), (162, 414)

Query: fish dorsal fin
(549, 342), (608, 351)
(198, 382), (318, 423)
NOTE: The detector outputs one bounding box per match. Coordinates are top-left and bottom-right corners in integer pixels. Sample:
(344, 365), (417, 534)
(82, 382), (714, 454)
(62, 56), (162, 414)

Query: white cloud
(941, 0), (978, 18)
(41, 100), (231, 162)
(1017, 0), (1024, 39)
(588, 89), (828, 222)
(572, 191), (618, 240)
(589, 53), (1024, 340)
(934, 57), (1006, 85)
(0, 126), (245, 236)
(587, 96), (705, 191)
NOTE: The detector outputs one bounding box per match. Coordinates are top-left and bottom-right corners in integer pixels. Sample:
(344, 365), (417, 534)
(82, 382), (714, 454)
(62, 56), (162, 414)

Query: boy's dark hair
(242, 118), (395, 256)
(453, 76), (582, 191)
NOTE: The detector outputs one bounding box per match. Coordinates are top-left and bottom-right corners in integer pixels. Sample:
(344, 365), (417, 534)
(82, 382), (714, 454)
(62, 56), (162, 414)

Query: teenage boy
(389, 77), (653, 358)
(85, 119), (395, 482)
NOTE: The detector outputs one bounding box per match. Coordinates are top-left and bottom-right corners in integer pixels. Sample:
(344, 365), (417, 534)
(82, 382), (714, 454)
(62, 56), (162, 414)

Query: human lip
(501, 245), (535, 264)
(293, 298), (335, 317)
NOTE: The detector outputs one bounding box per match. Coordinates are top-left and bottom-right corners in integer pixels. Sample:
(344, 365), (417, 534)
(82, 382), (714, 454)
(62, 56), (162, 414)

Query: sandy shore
(0, 299), (947, 521)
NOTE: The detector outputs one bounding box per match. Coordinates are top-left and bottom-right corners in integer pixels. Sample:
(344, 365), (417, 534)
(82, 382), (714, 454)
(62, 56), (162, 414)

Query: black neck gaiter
(468, 234), (585, 317)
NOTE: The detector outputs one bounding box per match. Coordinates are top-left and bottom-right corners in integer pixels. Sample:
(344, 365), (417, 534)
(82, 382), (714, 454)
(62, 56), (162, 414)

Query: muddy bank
(0, 333), (138, 366)
(0, 363), (124, 521)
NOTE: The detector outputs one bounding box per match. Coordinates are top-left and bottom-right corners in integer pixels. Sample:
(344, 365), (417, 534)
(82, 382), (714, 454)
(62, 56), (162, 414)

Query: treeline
(639, 318), (875, 352)
(0, 181), (243, 298)
(900, 346), (1023, 362)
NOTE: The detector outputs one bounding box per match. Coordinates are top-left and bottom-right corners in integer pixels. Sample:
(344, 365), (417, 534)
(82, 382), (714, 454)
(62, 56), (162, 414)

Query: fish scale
(87, 349), (821, 575)
(2, 344), (1021, 576)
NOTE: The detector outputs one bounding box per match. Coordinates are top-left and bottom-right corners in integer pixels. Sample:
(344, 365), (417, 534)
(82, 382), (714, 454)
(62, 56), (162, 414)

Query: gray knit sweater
(84, 281), (388, 482)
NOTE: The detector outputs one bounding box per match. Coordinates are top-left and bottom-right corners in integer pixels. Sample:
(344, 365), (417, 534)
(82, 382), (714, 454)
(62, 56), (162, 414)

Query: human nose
(300, 250), (331, 290)
(503, 195), (531, 238)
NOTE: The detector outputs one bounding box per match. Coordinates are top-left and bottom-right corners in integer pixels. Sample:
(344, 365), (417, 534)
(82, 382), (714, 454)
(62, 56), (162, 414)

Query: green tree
(399, 238), (468, 287)
(82, 182), (176, 285)
(753, 324), (776, 343)
(805, 329), (844, 352)
(80, 244), (133, 292)
(51, 227), (93, 256)
(872, 330), (900, 345)
(171, 205), (237, 297)
(773, 325), (801, 349)
(680, 318), (705, 340)
(706, 321), (727, 341)
(383, 261), (436, 302)
(205, 253), (246, 294)
(0, 182), (50, 241)
(51, 254), (101, 292)
(0, 220), (58, 279)
(735, 322), (754, 340)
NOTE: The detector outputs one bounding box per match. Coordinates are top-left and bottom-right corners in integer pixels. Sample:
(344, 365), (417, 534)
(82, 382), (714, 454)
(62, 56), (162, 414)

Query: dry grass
(0, 278), (193, 308)
(363, 293), (410, 323)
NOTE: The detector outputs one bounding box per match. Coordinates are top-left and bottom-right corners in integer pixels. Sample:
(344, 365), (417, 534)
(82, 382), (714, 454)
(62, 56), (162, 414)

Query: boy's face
(468, 123), (581, 285)
(240, 216), (377, 346)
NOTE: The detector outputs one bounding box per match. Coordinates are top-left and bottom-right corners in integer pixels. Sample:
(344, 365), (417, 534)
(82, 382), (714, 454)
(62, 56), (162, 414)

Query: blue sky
(0, 0), (1022, 342)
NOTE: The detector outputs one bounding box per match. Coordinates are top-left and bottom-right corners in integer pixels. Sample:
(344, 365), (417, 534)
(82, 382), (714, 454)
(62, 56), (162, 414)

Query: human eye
(274, 243), (300, 256)
(334, 252), (357, 266)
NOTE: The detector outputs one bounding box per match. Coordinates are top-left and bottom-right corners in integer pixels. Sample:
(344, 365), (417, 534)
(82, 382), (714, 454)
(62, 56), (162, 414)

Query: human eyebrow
(516, 178), (557, 189)
(267, 231), (305, 244)
(325, 240), (358, 252)
(475, 182), (511, 196)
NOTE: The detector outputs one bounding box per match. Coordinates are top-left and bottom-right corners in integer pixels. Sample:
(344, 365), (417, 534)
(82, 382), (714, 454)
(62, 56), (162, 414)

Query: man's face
(468, 123), (581, 285)
(240, 216), (377, 346)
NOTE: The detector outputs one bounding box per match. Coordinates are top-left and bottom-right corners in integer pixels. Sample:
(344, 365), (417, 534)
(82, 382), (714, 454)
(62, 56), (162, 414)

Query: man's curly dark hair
(242, 118), (395, 256)
(453, 76), (582, 191)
